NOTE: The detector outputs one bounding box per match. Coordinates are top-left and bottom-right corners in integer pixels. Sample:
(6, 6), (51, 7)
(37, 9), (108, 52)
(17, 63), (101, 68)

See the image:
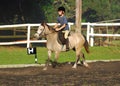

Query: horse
(34, 22), (90, 70)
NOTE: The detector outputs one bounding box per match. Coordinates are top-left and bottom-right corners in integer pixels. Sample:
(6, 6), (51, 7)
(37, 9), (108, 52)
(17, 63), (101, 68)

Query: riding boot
(66, 38), (69, 51)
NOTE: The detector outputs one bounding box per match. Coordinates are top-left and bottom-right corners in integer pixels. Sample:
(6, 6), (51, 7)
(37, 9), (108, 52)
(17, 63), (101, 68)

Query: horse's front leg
(52, 51), (60, 68)
(43, 50), (52, 70)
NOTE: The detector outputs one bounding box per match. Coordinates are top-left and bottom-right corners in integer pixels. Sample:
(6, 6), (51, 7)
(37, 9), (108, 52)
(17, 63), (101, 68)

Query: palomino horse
(34, 22), (89, 70)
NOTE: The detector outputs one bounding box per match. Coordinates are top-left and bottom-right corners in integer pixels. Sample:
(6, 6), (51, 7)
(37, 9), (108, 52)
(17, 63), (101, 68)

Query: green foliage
(39, 0), (57, 22)
(82, 0), (120, 22)
(0, 0), (119, 24)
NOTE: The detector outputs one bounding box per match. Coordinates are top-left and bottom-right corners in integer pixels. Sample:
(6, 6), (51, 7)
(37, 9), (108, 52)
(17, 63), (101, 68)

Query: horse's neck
(46, 32), (57, 41)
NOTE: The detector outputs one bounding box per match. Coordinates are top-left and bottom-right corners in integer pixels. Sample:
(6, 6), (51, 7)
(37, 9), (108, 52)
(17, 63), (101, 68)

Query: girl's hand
(55, 28), (60, 31)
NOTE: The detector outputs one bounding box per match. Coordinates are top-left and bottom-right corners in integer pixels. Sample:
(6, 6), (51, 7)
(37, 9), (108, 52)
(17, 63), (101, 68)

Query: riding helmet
(58, 6), (65, 12)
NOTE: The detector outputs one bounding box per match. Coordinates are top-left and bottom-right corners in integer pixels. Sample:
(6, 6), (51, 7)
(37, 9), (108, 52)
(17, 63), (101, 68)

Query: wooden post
(75, 0), (82, 33)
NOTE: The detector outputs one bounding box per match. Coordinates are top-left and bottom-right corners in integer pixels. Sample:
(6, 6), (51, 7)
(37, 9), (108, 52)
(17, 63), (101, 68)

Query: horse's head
(34, 22), (54, 39)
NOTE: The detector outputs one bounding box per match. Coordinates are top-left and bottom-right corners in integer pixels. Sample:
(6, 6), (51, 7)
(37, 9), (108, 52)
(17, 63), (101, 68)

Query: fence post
(90, 25), (94, 47)
(87, 22), (90, 43)
(27, 25), (31, 48)
(68, 22), (74, 30)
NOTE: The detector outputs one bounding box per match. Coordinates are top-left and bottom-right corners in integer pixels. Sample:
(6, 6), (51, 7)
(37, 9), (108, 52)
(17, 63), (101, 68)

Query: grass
(0, 46), (120, 65)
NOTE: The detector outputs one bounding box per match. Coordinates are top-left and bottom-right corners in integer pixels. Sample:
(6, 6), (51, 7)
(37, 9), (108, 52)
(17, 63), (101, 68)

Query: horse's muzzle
(34, 33), (40, 39)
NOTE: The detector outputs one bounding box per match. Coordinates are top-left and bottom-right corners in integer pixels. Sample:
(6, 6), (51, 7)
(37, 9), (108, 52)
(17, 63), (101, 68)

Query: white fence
(87, 23), (120, 46)
(0, 22), (120, 47)
(0, 23), (73, 48)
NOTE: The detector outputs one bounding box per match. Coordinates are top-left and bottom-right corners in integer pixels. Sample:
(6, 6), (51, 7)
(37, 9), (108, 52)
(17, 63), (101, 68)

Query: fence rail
(0, 22), (120, 47)
(87, 23), (120, 46)
(0, 23), (73, 47)
(0, 40), (47, 45)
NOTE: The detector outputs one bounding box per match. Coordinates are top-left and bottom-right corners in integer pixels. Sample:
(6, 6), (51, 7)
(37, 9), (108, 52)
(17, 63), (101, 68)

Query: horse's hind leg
(43, 50), (52, 70)
(80, 52), (89, 67)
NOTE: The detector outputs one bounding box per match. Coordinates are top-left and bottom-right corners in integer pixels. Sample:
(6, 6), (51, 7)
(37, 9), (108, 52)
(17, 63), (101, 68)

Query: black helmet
(58, 6), (65, 12)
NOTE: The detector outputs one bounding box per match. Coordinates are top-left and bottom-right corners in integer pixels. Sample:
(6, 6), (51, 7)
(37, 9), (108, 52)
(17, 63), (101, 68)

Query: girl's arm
(54, 23), (59, 29)
(59, 24), (66, 30)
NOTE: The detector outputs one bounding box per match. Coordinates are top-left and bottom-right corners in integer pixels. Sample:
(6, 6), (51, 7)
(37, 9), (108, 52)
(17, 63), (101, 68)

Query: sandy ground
(0, 61), (120, 86)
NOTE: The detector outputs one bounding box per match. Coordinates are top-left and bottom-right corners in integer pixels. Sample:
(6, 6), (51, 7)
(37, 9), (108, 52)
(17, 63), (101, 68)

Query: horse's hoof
(52, 61), (57, 68)
(83, 62), (89, 68)
(72, 64), (77, 69)
(43, 67), (47, 70)
(72, 66), (77, 69)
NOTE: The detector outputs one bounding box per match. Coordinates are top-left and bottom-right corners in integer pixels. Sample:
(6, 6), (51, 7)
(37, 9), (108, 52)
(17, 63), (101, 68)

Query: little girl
(54, 6), (69, 51)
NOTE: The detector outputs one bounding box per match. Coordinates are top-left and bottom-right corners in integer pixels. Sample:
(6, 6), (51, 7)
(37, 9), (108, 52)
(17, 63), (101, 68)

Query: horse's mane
(41, 22), (57, 32)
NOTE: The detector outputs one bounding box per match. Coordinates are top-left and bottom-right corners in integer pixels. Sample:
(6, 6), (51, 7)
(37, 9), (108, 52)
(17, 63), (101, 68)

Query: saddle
(57, 31), (70, 45)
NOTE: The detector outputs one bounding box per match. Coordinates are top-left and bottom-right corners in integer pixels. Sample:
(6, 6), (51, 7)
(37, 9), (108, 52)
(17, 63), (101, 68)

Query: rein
(44, 25), (57, 36)
(38, 26), (57, 36)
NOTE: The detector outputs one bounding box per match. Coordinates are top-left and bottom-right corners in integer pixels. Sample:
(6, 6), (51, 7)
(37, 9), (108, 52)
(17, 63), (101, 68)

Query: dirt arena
(0, 61), (120, 86)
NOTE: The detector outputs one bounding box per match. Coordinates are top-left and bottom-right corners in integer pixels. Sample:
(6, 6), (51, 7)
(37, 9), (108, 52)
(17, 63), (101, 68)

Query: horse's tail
(83, 35), (90, 53)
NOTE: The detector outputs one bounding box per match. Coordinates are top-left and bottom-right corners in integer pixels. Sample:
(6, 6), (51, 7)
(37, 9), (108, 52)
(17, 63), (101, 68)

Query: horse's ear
(41, 21), (46, 26)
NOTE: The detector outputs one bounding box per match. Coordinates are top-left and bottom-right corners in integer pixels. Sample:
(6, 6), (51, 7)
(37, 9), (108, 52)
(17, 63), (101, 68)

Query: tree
(82, 0), (120, 22)
(75, 0), (82, 32)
